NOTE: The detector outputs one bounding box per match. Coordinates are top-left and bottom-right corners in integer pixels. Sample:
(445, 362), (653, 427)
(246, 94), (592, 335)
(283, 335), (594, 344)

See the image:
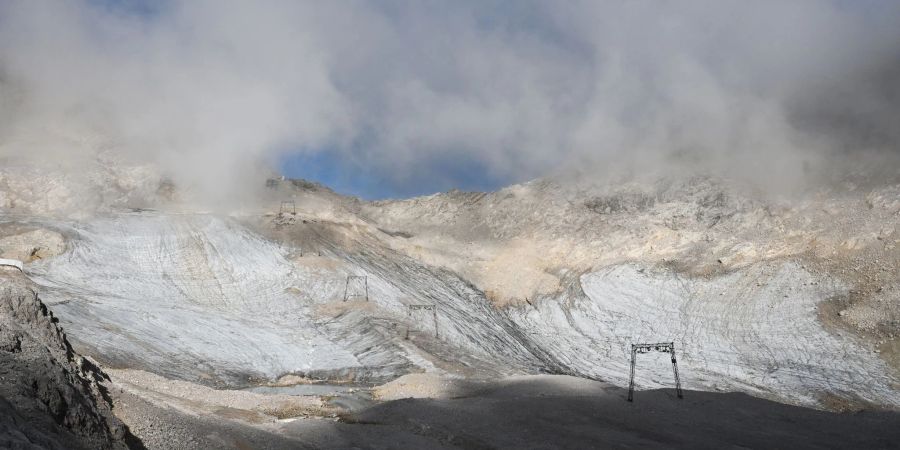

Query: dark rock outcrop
(0, 272), (134, 449)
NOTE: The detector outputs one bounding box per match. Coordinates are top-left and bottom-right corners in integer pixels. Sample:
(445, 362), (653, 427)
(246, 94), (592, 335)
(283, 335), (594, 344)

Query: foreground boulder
(0, 272), (133, 449)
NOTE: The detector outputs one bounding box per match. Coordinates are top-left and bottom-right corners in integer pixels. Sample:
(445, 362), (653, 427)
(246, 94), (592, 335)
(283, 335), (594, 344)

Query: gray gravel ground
(110, 374), (900, 449)
(110, 388), (314, 450)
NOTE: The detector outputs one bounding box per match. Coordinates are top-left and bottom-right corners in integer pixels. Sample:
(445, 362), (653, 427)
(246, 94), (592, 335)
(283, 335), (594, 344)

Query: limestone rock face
(0, 227), (67, 262)
(0, 274), (130, 449)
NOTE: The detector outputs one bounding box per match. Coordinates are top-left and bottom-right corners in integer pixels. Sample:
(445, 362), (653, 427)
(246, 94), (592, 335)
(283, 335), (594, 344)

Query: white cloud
(1, 0), (898, 199)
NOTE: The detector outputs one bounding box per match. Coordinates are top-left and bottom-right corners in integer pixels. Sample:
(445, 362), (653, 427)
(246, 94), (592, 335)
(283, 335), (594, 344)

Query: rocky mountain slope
(0, 270), (132, 449)
(1, 162), (898, 417)
(360, 174), (900, 407)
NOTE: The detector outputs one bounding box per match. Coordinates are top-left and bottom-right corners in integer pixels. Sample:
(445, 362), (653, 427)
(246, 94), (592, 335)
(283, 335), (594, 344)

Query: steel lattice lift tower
(405, 304), (438, 339)
(279, 200), (296, 215)
(342, 275), (368, 302)
(628, 342), (683, 402)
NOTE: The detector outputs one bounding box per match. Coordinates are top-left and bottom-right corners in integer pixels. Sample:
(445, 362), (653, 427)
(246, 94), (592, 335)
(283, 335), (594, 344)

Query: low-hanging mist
(0, 0), (898, 201)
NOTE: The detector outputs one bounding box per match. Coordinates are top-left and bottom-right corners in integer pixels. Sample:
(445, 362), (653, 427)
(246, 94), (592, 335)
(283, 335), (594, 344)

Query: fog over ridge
(1, 0), (898, 200)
